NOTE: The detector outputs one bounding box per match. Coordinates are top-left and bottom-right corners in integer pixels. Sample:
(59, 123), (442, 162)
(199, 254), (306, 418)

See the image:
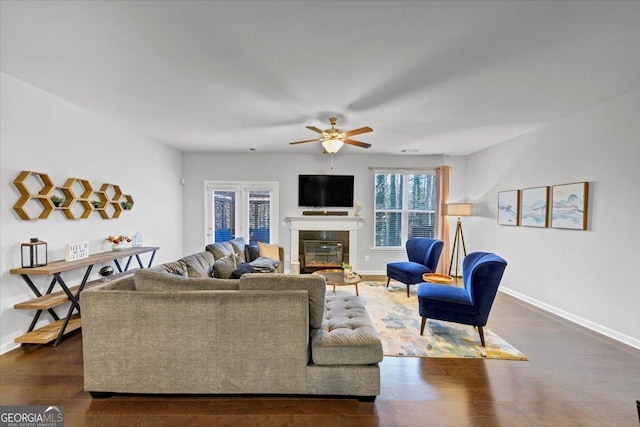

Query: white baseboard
(1, 341), (19, 355)
(500, 286), (640, 350)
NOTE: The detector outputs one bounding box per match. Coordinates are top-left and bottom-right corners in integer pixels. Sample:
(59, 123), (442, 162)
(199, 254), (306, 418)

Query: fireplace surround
(286, 216), (364, 273)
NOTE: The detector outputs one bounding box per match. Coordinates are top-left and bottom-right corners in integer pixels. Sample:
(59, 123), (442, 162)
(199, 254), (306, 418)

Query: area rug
(345, 282), (528, 360)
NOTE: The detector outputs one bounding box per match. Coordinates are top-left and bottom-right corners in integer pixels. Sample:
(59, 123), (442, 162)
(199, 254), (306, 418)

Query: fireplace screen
(303, 240), (343, 269)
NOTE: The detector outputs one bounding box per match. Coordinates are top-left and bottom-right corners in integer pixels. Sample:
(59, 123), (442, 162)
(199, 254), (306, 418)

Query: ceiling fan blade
(344, 138), (372, 148)
(343, 126), (373, 137)
(306, 126), (324, 134)
(289, 138), (322, 145)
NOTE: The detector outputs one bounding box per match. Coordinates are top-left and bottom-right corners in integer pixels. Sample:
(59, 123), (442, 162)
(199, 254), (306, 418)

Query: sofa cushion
(239, 273), (326, 328)
(258, 242), (280, 261)
(179, 251), (215, 278)
(311, 294), (383, 366)
(134, 269), (239, 291)
(206, 241), (235, 260)
(149, 261), (188, 276)
(214, 255), (237, 279)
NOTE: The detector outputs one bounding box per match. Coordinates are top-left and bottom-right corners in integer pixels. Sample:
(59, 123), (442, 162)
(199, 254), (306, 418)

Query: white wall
(466, 89), (640, 348)
(182, 152), (466, 273)
(0, 74), (184, 353)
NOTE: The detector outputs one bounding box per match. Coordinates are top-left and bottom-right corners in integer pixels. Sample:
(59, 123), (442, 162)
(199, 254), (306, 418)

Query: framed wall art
(551, 182), (589, 230)
(498, 190), (520, 226)
(519, 186), (549, 228)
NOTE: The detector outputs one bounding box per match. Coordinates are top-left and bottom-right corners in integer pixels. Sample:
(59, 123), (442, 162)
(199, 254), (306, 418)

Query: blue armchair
(386, 238), (444, 297)
(417, 252), (507, 346)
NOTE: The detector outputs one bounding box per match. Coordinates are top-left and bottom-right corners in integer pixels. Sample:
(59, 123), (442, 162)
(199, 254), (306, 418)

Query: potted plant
(342, 262), (352, 278)
(121, 201), (133, 210)
(107, 235), (131, 251)
(51, 195), (65, 207)
(90, 200), (101, 209)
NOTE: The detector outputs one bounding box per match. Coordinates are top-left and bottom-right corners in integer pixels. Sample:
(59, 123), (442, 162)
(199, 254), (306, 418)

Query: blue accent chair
(386, 238), (444, 297)
(417, 252), (507, 346)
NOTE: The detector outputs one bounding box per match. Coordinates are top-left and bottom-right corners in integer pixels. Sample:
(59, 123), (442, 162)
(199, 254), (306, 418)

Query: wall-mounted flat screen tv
(298, 175), (354, 208)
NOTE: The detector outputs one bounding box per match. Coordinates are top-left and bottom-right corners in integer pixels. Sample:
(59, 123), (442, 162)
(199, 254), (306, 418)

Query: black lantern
(21, 238), (47, 268)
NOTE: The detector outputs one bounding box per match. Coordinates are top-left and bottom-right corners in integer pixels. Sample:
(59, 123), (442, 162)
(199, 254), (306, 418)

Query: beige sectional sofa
(82, 250), (383, 400)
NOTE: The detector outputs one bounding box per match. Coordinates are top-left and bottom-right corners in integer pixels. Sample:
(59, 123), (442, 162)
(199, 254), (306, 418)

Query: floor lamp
(446, 203), (473, 278)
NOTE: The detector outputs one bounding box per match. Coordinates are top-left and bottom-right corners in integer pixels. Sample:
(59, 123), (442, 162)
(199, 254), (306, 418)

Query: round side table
(422, 273), (454, 285)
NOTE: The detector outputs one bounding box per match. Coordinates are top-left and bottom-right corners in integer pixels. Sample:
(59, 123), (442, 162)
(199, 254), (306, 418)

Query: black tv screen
(298, 175), (354, 208)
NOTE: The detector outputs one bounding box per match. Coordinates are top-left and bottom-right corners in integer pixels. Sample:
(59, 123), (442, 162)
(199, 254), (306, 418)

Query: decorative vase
(99, 266), (114, 282)
(112, 243), (126, 251)
(343, 268), (352, 278)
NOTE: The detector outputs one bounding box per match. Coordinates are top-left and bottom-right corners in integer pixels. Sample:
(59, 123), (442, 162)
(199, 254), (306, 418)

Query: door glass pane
(375, 212), (402, 247)
(214, 191), (235, 242)
(249, 190), (271, 244)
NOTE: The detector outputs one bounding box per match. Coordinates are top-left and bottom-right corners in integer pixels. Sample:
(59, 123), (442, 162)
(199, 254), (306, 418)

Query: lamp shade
(321, 139), (344, 153)
(445, 203), (473, 217)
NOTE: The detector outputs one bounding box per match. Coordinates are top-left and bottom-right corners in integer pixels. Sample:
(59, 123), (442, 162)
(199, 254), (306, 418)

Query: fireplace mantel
(285, 216), (364, 271)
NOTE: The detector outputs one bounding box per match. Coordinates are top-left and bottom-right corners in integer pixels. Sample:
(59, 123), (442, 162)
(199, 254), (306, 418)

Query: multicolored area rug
(347, 282), (527, 360)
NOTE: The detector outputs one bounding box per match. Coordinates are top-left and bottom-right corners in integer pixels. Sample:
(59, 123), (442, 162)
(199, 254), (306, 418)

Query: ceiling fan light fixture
(322, 139), (344, 153)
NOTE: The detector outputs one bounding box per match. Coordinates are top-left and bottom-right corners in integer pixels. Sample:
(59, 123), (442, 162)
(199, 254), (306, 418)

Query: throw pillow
(213, 255), (237, 279)
(258, 242), (280, 261)
(245, 244), (260, 262)
(229, 237), (247, 263)
(206, 241), (234, 260)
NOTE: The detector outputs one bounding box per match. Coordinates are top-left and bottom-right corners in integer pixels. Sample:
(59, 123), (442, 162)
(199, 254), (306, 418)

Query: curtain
(435, 166), (450, 274)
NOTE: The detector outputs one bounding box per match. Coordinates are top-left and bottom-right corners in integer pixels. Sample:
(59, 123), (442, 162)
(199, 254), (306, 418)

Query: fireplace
(299, 231), (349, 273)
(286, 216), (363, 274)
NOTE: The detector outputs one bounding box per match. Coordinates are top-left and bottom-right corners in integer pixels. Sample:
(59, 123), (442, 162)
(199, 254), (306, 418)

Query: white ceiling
(2, 1), (639, 155)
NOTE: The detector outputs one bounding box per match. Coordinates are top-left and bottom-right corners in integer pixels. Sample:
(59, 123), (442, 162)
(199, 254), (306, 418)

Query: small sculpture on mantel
(353, 202), (361, 217)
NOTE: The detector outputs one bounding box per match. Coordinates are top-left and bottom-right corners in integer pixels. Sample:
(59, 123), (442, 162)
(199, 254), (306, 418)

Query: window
(206, 182), (279, 245)
(374, 171), (436, 247)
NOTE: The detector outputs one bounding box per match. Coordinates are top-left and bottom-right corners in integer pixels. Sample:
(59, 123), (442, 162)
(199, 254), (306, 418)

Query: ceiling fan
(289, 116), (373, 153)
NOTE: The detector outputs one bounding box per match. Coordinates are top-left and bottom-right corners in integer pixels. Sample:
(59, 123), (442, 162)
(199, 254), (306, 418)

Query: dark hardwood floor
(1, 292), (639, 426)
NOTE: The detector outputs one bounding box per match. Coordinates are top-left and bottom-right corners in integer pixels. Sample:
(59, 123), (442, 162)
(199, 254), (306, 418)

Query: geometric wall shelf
(12, 171), (134, 221)
(99, 183), (123, 219)
(12, 171), (56, 220)
(121, 194), (134, 211)
(61, 178), (93, 220)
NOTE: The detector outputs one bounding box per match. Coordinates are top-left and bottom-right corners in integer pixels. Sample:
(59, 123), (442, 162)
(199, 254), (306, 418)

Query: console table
(9, 246), (159, 346)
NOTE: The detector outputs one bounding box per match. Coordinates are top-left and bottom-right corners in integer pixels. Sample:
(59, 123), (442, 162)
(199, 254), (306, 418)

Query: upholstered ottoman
(311, 294), (383, 366)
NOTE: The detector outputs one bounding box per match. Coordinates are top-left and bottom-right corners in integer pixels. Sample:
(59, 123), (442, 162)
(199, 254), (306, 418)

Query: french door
(205, 181), (279, 245)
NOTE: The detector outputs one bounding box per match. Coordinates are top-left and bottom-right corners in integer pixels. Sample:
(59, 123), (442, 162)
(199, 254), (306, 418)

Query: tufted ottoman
(311, 294), (383, 366)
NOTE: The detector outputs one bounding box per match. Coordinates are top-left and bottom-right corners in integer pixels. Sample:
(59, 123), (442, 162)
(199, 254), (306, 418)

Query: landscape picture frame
(551, 182), (589, 230)
(497, 190), (520, 226)
(519, 186), (549, 228)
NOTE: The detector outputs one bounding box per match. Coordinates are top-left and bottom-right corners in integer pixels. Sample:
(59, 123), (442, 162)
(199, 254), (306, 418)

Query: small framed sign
(65, 241), (89, 262)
